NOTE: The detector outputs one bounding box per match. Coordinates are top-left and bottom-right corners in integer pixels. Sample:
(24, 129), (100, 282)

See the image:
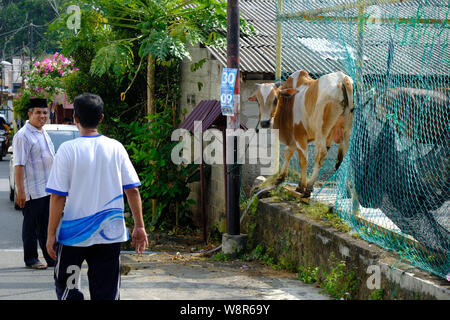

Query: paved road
(0, 154), (330, 301)
(0, 155), (22, 249)
(0, 154), (59, 299)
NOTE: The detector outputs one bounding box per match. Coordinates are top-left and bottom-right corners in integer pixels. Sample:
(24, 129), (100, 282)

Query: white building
(0, 58), (30, 124)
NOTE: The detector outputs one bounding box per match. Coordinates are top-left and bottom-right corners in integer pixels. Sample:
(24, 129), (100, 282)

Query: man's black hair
(28, 98), (48, 113)
(73, 93), (104, 128)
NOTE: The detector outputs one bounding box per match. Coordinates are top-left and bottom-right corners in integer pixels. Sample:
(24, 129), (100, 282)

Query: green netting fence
(274, 0), (449, 279)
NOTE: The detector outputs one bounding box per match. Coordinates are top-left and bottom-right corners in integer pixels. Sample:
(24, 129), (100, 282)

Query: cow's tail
(341, 76), (354, 114)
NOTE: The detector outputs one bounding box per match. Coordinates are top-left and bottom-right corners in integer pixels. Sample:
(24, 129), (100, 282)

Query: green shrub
(297, 265), (320, 284)
(121, 108), (201, 231)
(318, 254), (358, 300)
(368, 289), (384, 300)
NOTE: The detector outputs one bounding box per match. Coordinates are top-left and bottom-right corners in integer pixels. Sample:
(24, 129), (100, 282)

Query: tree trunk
(147, 53), (157, 221)
(147, 53), (155, 115)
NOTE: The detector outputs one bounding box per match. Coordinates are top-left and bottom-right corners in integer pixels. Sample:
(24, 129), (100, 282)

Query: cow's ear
(248, 94), (258, 101)
(280, 88), (299, 97)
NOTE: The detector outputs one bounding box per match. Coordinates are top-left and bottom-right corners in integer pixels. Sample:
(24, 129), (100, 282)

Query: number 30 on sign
(220, 68), (238, 116)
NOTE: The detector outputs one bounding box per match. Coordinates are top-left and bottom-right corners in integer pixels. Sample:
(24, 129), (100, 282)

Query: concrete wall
(180, 44), (223, 231)
(180, 45), (222, 117)
(180, 44), (276, 232)
(242, 197), (450, 300)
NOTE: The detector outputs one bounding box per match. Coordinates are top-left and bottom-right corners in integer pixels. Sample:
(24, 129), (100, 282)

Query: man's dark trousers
(22, 195), (55, 266)
(54, 243), (121, 300)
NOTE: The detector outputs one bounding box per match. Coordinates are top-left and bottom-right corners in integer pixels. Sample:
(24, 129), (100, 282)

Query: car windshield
(47, 130), (80, 152)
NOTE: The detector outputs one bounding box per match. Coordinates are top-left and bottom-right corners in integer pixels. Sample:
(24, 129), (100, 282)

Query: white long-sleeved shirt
(13, 122), (55, 201)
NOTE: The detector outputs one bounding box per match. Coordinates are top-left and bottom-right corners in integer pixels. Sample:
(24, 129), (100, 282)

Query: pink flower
(447, 274), (450, 282)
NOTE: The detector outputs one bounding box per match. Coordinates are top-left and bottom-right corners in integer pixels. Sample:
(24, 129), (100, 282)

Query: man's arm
(124, 187), (148, 254)
(14, 165), (26, 208)
(46, 194), (66, 260)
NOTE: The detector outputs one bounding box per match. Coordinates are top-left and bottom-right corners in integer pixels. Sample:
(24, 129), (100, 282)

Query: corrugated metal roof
(179, 100), (248, 132)
(207, 0), (449, 77)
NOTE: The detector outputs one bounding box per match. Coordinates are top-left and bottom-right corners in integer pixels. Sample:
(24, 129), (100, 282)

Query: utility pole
(222, 0), (247, 255)
(28, 21), (33, 68)
(21, 41), (25, 89)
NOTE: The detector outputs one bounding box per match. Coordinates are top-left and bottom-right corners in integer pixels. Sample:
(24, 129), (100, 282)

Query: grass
(267, 185), (352, 233)
(211, 245), (360, 300)
(368, 289), (384, 300)
(297, 201), (352, 233)
(297, 265), (320, 284)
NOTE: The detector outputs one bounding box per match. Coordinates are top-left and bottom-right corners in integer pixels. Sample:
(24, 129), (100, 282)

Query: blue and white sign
(220, 68), (238, 116)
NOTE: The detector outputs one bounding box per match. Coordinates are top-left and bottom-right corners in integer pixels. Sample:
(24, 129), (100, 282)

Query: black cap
(29, 98), (48, 109)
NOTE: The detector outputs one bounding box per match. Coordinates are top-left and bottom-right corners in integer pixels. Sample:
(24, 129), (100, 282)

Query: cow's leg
(295, 147), (308, 195)
(305, 139), (327, 198)
(276, 146), (295, 185)
(326, 130), (333, 151)
(336, 144), (345, 170)
(336, 113), (352, 170)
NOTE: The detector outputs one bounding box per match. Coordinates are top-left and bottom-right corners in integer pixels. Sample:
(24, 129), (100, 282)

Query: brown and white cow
(249, 70), (354, 197)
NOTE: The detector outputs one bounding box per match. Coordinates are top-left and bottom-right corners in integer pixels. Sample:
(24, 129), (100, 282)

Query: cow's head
(248, 83), (280, 128)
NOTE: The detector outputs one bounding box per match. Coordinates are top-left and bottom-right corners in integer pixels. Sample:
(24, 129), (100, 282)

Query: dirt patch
(121, 231), (296, 280)
(122, 252), (296, 279)
(122, 230), (218, 253)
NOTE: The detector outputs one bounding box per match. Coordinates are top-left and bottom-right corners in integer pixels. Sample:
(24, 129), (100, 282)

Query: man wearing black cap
(13, 98), (56, 269)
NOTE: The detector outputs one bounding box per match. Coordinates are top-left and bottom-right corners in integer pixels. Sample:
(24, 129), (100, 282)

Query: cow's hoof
(296, 186), (312, 198)
(275, 176), (285, 185)
(300, 191), (311, 198)
(295, 186), (310, 198)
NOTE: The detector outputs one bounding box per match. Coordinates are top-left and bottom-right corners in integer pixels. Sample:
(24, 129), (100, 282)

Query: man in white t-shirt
(45, 93), (148, 300)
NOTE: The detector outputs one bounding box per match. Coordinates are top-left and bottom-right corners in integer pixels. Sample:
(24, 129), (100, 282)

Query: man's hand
(46, 233), (57, 260)
(46, 193), (66, 261)
(131, 227), (148, 254)
(14, 165), (26, 208)
(16, 189), (26, 208)
(124, 187), (148, 254)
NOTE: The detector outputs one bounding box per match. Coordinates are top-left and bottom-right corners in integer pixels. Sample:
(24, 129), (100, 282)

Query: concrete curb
(379, 257), (450, 300)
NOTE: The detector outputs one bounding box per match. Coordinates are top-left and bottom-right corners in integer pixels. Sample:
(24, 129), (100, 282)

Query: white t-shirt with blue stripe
(46, 134), (140, 247)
